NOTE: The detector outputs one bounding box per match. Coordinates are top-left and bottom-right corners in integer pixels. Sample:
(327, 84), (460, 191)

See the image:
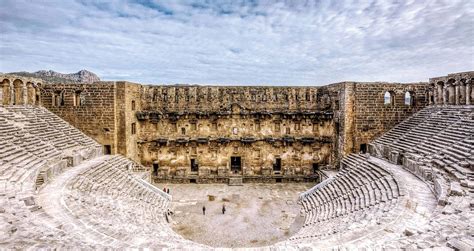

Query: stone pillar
(443, 86), (448, 105)
(467, 83), (471, 105)
(438, 84), (444, 104)
(455, 84), (460, 105)
(459, 83), (466, 105)
(9, 82), (14, 105)
(22, 83), (27, 105)
(432, 87), (437, 105)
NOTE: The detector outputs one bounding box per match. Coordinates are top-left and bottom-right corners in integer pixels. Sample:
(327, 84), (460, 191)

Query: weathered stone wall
(6, 72), (435, 183)
(347, 82), (429, 154)
(137, 85), (338, 182)
(1, 74), (43, 106)
(40, 82), (117, 153)
(115, 82), (142, 162)
(429, 71), (473, 105)
(140, 85), (331, 112)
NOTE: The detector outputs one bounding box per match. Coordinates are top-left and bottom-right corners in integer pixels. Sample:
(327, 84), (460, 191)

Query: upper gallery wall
(1, 72), (436, 173)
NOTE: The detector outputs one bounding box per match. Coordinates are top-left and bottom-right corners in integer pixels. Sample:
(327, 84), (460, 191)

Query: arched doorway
(12, 79), (24, 105)
(1, 79), (10, 105)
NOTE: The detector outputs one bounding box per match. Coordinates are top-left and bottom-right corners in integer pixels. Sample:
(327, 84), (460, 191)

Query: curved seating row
(0, 105), (198, 249)
(290, 154), (404, 243)
(368, 105), (474, 249)
(0, 105), (104, 249)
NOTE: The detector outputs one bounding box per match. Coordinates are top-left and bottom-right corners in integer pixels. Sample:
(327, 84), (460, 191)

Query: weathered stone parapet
(0, 74), (43, 106)
(429, 71), (474, 105)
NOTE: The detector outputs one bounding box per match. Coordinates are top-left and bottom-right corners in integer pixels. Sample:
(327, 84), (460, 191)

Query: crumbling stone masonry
(2, 71), (459, 183)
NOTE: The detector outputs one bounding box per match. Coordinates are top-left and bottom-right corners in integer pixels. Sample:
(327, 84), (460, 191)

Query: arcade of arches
(1, 78), (41, 106)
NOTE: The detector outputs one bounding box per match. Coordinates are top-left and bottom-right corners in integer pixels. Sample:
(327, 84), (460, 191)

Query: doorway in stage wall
(273, 158), (281, 172)
(230, 156), (242, 173)
(104, 145), (111, 155)
(312, 163), (319, 174)
(191, 159), (199, 172)
(360, 143), (367, 154)
(152, 163), (159, 176)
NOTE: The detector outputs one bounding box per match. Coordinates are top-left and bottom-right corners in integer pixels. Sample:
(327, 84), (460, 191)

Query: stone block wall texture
(40, 82), (117, 153)
(345, 82), (429, 154)
(7, 73), (435, 182)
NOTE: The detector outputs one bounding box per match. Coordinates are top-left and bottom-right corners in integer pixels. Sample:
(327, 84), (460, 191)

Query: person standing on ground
(202, 206), (206, 215)
(167, 188), (170, 194)
(222, 204), (226, 214)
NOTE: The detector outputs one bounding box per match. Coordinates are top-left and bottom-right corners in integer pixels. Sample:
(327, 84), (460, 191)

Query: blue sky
(0, 0), (473, 85)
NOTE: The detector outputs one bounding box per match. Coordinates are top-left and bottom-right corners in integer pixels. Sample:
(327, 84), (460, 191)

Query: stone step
(228, 177), (243, 186)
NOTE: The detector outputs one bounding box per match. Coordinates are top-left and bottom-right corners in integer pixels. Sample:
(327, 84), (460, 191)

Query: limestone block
(217, 167), (228, 177)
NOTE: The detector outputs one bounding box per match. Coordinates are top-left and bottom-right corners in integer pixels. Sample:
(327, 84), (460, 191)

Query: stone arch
(384, 91), (395, 105)
(1, 79), (11, 105)
(52, 89), (65, 107)
(26, 82), (36, 105)
(74, 89), (85, 107)
(35, 83), (42, 105)
(446, 79), (455, 105)
(12, 79), (25, 105)
(436, 81), (444, 104)
(404, 91), (415, 106)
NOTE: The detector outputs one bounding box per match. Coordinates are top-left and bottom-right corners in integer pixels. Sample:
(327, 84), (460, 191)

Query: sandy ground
(159, 183), (314, 248)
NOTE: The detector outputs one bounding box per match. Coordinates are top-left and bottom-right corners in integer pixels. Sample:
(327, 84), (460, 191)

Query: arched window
(13, 79), (24, 105)
(384, 91), (394, 105)
(26, 82), (35, 105)
(58, 91), (65, 106)
(1, 79), (10, 105)
(131, 100), (136, 110)
(404, 91), (413, 106)
(74, 91), (84, 107)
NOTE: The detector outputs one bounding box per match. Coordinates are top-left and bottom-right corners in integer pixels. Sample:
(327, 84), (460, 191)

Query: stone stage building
(1, 71), (472, 183)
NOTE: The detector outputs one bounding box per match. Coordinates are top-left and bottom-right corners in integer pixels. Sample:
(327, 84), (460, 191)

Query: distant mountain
(9, 70), (100, 83)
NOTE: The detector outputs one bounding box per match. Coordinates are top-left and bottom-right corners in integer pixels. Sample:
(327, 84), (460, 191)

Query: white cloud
(0, 0), (473, 85)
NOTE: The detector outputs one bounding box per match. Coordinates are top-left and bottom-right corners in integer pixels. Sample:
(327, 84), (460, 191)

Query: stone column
(9, 82), (14, 105)
(443, 86), (448, 105)
(455, 83), (460, 105)
(432, 87), (437, 105)
(22, 83), (27, 105)
(467, 83), (471, 105)
(438, 84), (444, 104)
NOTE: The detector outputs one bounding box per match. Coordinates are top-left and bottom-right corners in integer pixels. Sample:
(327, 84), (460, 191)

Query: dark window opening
(313, 163), (319, 174)
(190, 179), (197, 183)
(230, 156), (242, 173)
(131, 123), (136, 135)
(104, 145), (111, 155)
(152, 163), (159, 176)
(131, 100), (136, 110)
(276, 178), (282, 183)
(273, 158), (282, 171)
(191, 159), (198, 172)
(360, 143), (367, 154)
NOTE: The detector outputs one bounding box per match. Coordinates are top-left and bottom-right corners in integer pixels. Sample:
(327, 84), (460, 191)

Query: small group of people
(162, 187), (170, 194)
(202, 204), (226, 215)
